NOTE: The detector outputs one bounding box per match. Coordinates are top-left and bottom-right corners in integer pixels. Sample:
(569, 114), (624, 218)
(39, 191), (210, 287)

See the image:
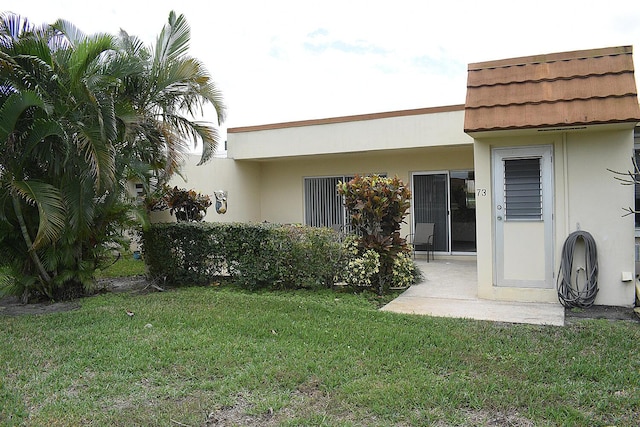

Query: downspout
(563, 133), (570, 237)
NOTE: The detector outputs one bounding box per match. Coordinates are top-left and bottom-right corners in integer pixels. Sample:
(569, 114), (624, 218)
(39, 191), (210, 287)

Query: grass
(96, 252), (147, 279)
(1, 284), (639, 426)
(0, 252), (146, 283)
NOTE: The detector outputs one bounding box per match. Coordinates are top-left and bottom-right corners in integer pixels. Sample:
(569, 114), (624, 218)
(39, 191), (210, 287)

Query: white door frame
(492, 145), (554, 288)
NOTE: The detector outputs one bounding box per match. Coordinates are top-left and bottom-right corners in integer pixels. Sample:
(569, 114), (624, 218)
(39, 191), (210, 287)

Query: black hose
(557, 230), (598, 308)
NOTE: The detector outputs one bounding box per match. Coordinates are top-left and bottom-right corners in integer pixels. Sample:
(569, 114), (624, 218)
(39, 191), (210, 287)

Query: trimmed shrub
(141, 222), (341, 289)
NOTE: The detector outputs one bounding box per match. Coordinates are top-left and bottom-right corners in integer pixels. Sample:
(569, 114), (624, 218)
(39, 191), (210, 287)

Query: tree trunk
(12, 195), (54, 298)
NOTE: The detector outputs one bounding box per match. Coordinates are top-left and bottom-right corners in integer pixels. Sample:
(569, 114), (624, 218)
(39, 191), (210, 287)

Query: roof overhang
(466, 121), (639, 139)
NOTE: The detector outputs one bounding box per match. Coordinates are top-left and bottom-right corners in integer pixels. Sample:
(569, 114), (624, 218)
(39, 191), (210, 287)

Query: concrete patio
(381, 258), (565, 326)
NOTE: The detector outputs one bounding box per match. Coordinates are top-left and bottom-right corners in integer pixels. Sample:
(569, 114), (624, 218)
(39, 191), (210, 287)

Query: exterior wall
(257, 146), (474, 237)
(176, 108), (636, 308)
(169, 109), (473, 229)
(171, 144), (474, 241)
(169, 156), (261, 223)
(474, 126), (635, 306)
(564, 129), (635, 306)
(229, 107), (472, 160)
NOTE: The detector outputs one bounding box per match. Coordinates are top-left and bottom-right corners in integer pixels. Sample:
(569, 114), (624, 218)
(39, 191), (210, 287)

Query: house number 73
(476, 189), (487, 196)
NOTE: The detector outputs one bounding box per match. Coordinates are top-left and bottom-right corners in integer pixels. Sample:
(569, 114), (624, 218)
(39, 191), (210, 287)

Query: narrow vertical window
(304, 174), (385, 228)
(504, 158), (542, 220)
(304, 177), (343, 227)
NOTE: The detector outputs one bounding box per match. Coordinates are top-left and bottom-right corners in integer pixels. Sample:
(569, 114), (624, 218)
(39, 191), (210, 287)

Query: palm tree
(0, 12), (118, 299)
(113, 11), (226, 189)
(0, 11), (226, 301)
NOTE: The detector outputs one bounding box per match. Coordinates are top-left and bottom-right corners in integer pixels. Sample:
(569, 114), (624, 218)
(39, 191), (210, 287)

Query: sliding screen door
(450, 171), (476, 252)
(413, 173), (449, 252)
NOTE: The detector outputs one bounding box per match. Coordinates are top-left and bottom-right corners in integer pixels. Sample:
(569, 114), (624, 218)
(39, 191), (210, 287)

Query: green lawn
(0, 253), (146, 283)
(1, 285), (639, 426)
(96, 253), (147, 279)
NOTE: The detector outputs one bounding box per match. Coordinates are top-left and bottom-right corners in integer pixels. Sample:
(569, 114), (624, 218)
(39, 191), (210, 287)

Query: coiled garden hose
(556, 230), (598, 308)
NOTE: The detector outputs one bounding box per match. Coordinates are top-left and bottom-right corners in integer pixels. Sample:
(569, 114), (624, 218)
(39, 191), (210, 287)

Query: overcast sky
(3, 0), (640, 133)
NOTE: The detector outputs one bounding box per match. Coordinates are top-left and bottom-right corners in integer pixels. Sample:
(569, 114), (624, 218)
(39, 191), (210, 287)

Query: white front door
(493, 146), (554, 288)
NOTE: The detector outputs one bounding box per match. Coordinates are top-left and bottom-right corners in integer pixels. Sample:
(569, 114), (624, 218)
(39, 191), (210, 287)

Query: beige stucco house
(171, 46), (640, 308)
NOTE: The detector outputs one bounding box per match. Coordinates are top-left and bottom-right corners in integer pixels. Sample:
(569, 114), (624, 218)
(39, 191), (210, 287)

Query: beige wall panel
(258, 146), (475, 236)
(170, 156), (262, 223)
(565, 130), (635, 306)
(230, 110), (473, 160)
(473, 141), (494, 298)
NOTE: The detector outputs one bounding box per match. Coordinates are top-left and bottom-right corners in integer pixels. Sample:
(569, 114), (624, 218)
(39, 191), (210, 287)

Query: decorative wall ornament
(214, 190), (228, 214)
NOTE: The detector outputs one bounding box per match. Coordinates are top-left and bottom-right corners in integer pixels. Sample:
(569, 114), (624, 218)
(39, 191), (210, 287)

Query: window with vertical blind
(304, 177), (344, 228)
(504, 157), (542, 220)
(303, 174), (384, 228)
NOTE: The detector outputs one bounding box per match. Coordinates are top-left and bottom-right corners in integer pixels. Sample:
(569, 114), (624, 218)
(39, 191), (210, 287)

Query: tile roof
(464, 46), (640, 133)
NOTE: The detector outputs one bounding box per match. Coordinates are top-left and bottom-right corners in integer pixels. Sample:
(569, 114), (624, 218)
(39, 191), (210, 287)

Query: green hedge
(141, 222), (341, 289)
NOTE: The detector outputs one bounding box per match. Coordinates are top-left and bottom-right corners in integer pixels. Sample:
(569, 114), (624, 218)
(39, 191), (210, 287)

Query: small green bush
(142, 222), (341, 289)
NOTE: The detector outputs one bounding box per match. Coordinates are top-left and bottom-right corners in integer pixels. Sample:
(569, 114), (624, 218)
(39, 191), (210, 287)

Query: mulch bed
(0, 276), (151, 317)
(565, 304), (639, 323)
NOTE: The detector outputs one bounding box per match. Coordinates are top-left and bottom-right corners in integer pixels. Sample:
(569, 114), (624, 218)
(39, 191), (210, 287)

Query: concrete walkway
(381, 258), (565, 326)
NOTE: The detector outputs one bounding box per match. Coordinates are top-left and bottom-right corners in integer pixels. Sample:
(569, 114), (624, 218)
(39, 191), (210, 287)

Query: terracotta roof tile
(467, 50), (634, 86)
(464, 46), (640, 133)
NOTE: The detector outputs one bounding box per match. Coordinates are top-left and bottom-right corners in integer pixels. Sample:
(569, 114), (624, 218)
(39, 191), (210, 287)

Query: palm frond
(10, 53), (56, 97)
(0, 90), (46, 142)
(177, 58), (226, 124)
(66, 34), (114, 86)
(148, 58), (225, 123)
(158, 119), (189, 177)
(0, 12), (36, 42)
(62, 176), (96, 235)
(198, 81), (226, 125)
(123, 159), (155, 186)
(129, 202), (151, 231)
(115, 29), (147, 57)
(50, 19), (86, 49)
(76, 125), (117, 191)
(0, 50), (20, 81)
(159, 112), (202, 149)
(153, 11), (190, 70)
(192, 122), (220, 165)
(10, 179), (65, 250)
(23, 118), (64, 154)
